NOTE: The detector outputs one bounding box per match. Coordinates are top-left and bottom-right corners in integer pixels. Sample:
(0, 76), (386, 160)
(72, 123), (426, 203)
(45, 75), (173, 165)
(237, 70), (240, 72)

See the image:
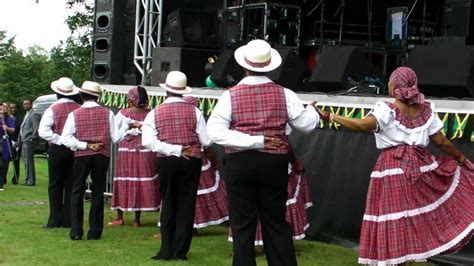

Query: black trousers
(70, 154), (109, 240)
(47, 145), (74, 227)
(10, 147), (20, 183)
(156, 156), (201, 259)
(0, 155), (4, 188)
(224, 151), (297, 266)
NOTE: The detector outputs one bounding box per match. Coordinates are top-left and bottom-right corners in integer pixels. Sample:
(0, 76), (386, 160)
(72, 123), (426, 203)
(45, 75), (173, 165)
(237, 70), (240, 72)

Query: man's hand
(181, 145), (198, 160)
(87, 143), (104, 152)
(128, 122), (142, 129)
(264, 136), (284, 150)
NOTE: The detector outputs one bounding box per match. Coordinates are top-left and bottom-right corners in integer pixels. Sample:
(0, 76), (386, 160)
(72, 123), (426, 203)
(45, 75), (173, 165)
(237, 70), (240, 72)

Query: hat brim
(50, 81), (80, 96)
(234, 46), (282, 73)
(78, 86), (103, 97)
(159, 84), (192, 95)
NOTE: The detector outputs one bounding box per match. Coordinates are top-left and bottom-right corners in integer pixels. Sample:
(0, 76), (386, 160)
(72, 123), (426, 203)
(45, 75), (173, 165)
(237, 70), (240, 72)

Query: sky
(0, 0), (92, 51)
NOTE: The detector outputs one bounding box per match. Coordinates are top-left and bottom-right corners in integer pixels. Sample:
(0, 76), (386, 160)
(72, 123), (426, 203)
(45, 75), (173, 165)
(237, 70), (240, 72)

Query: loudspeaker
(407, 46), (474, 98)
(444, 0), (474, 37)
(210, 50), (244, 88)
(217, 8), (241, 49)
(151, 47), (218, 87)
(92, 0), (127, 84)
(164, 9), (219, 49)
(267, 48), (309, 91)
(306, 46), (386, 93)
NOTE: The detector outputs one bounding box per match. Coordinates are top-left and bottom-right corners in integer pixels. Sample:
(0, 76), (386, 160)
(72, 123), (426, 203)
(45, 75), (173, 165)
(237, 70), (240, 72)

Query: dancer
(142, 71), (211, 261)
(38, 77), (81, 228)
(109, 86), (160, 227)
(314, 66), (473, 265)
(207, 39), (319, 266)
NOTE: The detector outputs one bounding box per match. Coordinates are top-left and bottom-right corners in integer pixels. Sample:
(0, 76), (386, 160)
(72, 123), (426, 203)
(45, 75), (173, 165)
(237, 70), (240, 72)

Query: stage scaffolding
(134, 0), (163, 85)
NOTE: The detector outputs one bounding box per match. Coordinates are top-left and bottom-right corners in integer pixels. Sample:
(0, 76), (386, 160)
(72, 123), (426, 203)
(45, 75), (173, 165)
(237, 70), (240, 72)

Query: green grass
(0, 156), (426, 265)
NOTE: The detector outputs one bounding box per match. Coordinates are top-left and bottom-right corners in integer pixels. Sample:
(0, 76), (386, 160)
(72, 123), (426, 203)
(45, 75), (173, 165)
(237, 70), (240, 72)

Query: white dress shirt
(207, 76), (319, 150)
(38, 98), (76, 146)
(142, 97), (211, 157)
(62, 101), (120, 151)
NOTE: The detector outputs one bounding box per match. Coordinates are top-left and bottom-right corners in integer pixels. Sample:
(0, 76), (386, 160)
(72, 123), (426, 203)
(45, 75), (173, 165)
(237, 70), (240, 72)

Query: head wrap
(389, 67), (424, 105)
(127, 86), (148, 108)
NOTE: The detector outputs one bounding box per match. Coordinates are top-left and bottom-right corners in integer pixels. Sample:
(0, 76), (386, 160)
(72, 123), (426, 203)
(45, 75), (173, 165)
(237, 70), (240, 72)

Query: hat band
(244, 56), (271, 68)
(165, 83), (186, 91)
(56, 86), (73, 94)
(81, 87), (99, 95)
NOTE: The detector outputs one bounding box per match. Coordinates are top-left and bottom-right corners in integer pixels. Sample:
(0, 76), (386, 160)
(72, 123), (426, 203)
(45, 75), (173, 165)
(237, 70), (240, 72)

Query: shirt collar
(81, 101), (100, 108)
(237, 75), (274, 85)
(56, 98), (76, 104)
(163, 97), (185, 104)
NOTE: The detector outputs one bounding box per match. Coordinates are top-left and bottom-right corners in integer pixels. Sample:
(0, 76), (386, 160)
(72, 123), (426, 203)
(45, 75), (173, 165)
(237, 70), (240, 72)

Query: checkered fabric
(359, 145), (474, 265)
(388, 102), (432, 128)
(154, 102), (202, 158)
(229, 165), (313, 245)
(226, 82), (289, 154)
(390, 66), (425, 105)
(111, 109), (161, 211)
(73, 106), (111, 157)
(194, 158), (229, 228)
(51, 101), (80, 135)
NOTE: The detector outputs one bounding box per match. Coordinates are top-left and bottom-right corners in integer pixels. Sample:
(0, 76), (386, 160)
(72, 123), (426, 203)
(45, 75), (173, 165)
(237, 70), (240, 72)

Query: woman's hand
(310, 101), (331, 122)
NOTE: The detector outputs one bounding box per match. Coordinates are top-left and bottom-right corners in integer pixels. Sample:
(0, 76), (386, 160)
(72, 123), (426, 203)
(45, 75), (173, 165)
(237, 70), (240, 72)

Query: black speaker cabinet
(210, 50), (244, 88)
(151, 47), (218, 87)
(267, 48), (309, 91)
(444, 0), (474, 37)
(306, 46), (386, 93)
(407, 45), (474, 98)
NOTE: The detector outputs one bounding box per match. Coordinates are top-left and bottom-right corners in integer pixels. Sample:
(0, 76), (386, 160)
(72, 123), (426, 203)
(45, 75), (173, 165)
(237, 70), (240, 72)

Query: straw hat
(50, 77), (79, 96)
(234, 39), (282, 72)
(159, 71), (192, 94)
(79, 81), (103, 97)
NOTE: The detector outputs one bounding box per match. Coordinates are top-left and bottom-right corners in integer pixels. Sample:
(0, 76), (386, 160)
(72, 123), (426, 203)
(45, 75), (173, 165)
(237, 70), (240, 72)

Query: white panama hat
(159, 71), (192, 95)
(234, 39), (282, 72)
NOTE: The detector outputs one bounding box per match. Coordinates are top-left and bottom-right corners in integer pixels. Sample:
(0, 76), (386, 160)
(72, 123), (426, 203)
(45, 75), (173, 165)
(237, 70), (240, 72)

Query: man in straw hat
(142, 71), (211, 261)
(62, 81), (120, 240)
(207, 39), (320, 266)
(39, 77), (81, 229)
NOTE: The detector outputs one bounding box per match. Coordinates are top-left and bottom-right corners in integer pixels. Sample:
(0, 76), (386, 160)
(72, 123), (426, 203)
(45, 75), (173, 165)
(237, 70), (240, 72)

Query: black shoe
(11, 178), (18, 185)
(70, 235), (82, 241)
(151, 255), (171, 261)
(41, 224), (57, 229)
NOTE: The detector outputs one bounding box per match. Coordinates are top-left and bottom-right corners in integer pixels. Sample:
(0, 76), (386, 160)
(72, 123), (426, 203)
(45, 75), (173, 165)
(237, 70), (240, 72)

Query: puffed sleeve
(427, 103), (444, 136)
(368, 101), (394, 132)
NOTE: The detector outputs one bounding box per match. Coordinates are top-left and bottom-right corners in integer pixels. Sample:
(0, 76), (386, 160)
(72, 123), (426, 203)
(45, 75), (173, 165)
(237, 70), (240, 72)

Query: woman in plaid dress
(109, 86), (160, 227)
(315, 66), (473, 265)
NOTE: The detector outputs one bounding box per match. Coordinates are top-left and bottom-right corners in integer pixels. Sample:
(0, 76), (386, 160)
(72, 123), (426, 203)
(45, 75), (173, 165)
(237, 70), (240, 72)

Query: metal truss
(134, 0), (163, 85)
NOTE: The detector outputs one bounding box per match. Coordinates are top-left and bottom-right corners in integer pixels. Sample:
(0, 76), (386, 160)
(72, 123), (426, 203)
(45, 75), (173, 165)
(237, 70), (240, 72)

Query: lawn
(0, 156), (425, 265)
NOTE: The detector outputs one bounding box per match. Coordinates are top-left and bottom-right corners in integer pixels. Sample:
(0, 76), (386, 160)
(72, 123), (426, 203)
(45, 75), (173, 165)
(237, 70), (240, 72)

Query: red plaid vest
(226, 82), (289, 154)
(73, 106), (111, 157)
(154, 101), (202, 158)
(51, 101), (81, 135)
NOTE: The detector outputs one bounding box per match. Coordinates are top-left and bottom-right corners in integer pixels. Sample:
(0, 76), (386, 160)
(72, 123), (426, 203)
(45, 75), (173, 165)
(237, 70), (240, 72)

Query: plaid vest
(154, 101), (202, 158)
(51, 101), (81, 135)
(73, 106), (111, 157)
(226, 82), (289, 154)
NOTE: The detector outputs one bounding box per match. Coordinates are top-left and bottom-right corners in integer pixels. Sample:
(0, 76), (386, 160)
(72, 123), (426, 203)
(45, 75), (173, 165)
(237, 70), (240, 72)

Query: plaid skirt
(229, 168), (313, 245)
(194, 160), (229, 228)
(359, 145), (474, 265)
(111, 136), (161, 211)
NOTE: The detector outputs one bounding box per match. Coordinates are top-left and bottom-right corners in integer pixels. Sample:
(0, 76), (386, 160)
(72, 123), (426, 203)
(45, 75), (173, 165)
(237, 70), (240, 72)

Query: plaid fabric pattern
(387, 102), (432, 129)
(154, 102), (202, 158)
(194, 159), (229, 228)
(359, 145), (474, 264)
(390, 66), (425, 105)
(111, 109), (160, 211)
(51, 102), (81, 135)
(226, 82), (289, 154)
(229, 166), (313, 245)
(73, 106), (111, 157)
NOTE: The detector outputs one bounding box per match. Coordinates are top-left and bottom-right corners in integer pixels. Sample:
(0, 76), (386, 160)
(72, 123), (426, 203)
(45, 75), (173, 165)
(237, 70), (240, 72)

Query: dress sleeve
(427, 108), (444, 136)
(368, 102), (394, 132)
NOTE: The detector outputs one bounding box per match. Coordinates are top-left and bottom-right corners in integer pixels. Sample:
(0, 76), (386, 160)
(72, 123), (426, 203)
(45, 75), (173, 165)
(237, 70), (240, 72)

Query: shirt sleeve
(428, 111), (444, 136)
(195, 108), (212, 147)
(109, 110), (122, 143)
(206, 91), (264, 150)
(61, 113), (87, 151)
(368, 102), (394, 132)
(141, 110), (183, 156)
(285, 89), (319, 134)
(38, 107), (62, 145)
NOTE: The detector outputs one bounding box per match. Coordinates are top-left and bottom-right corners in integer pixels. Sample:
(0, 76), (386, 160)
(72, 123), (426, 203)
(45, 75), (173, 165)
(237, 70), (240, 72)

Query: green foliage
(0, 2), (93, 110)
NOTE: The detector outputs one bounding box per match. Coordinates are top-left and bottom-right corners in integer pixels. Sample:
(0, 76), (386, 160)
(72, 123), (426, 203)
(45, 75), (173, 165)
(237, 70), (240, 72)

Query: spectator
(19, 98), (41, 186)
